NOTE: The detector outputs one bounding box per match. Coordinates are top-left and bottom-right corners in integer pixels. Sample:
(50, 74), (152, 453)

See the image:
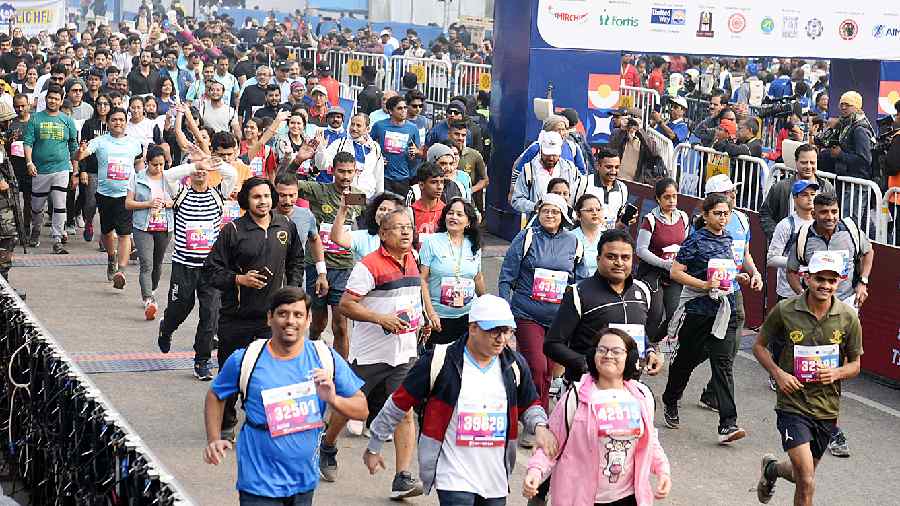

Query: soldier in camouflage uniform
(0, 102), (25, 286)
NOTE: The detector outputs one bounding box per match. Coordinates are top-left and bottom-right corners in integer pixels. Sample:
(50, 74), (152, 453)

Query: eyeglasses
(596, 345), (627, 358)
(709, 210), (731, 217)
(484, 327), (514, 340)
(409, 103), (424, 109)
(539, 208), (561, 216)
(69, 88), (83, 93)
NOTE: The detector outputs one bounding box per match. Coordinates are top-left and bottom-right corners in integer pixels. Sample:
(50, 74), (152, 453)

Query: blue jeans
(238, 489), (314, 506)
(436, 490), (506, 506)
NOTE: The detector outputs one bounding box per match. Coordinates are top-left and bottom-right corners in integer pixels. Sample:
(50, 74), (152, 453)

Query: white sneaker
(75, 216), (85, 229)
(346, 420), (365, 436)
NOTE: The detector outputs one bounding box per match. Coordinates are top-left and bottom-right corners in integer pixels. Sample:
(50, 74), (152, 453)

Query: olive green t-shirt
(296, 181), (363, 269)
(759, 294), (863, 420)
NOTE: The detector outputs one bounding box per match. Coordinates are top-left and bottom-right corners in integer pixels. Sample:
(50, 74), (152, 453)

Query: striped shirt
(172, 188), (224, 267)
(345, 247), (423, 367)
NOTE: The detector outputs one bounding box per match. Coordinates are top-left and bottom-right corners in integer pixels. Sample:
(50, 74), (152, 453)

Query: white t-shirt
(125, 118), (156, 150)
(435, 352), (508, 498)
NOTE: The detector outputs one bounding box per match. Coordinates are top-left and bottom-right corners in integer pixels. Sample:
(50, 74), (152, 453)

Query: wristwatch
(859, 276), (869, 285)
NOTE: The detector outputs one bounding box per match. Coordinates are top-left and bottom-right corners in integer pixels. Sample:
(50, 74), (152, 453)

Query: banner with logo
(0, 0), (66, 36)
(537, 0), (900, 61)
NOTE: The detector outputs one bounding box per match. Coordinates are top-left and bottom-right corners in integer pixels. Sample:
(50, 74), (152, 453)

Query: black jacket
(203, 213), (304, 323)
(238, 84), (268, 123)
(357, 84), (383, 115)
(544, 273), (656, 381)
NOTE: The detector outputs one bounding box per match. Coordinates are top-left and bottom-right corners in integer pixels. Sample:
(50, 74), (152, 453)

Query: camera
(757, 96), (803, 119)
(814, 127), (841, 148)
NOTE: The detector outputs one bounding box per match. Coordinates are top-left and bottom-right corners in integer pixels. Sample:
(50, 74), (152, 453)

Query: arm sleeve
(544, 286), (590, 374)
(497, 231), (525, 301)
(839, 128), (873, 167)
(202, 224), (238, 290)
(636, 227), (671, 269)
(23, 117), (35, 147)
(766, 220), (790, 268)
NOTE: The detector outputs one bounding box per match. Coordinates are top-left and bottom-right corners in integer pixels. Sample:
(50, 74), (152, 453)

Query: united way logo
(782, 16), (799, 38)
(839, 19), (858, 40)
(806, 18), (823, 39)
(760, 17), (774, 34)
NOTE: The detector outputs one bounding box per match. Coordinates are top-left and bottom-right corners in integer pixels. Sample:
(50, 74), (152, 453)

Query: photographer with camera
(651, 96), (690, 145)
(817, 91), (875, 180)
(692, 89), (729, 147)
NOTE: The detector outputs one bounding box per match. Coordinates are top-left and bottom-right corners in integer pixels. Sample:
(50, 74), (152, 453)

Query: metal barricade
(833, 176), (883, 240)
(673, 142), (706, 197)
(732, 155), (769, 211)
(328, 50), (389, 91)
(453, 62), (492, 98)
(620, 85), (660, 127)
(765, 163), (837, 196)
(289, 47), (319, 70)
(748, 106), (780, 151)
(881, 187), (900, 246)
(644, 127), (676, 178)
(685, 97), (709, 125)
(390, 56), (453, 108)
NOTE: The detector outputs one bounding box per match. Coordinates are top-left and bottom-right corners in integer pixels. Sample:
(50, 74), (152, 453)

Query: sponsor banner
(0, 0), (65, 36)
(536, 0), (900, 60)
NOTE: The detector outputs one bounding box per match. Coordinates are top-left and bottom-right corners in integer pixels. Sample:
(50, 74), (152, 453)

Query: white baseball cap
(807, 251), (844, 276)
(704, 174), (740, 195)
(538, 130), (563, 156)
(469, 294), (516, 330)
(670, 96), (688, 109)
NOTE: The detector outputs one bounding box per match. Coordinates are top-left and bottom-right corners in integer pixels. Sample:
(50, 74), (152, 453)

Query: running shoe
(390, 471), (423, 500)
(27, 238), (39, 249)
(144, 298), (158, 321)
(663, 403), (680, 429)
(60, 233), (68, 244)
(193, 360), (213, 381)
(319, 441), (339, 482)
(698, 395), (719, 412)
(346, 420), (365, 436)
(718, 425), (747, 444)
(828, 430), (850, 458)
(112, 271), (126, 289)
(75, 216), (85, 229)
(65, 223), (76, 235)
(52, 242), (68, 255)
(157, 321), (172, 353)
(83, 223), (94, 242)
(756, 453), (778, 503)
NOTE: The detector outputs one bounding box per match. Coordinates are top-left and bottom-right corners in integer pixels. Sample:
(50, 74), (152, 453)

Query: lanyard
(450, 234), (464, 278)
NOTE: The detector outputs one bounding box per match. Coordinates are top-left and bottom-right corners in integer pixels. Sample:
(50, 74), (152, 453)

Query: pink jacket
(527, 375), (670, 506)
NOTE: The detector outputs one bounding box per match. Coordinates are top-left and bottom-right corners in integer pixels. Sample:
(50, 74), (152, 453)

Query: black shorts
(305, 266), (350, 308)
(775, 409), (836, 460)
(352, 358), (415, 398)
(96, 193), (133, 235)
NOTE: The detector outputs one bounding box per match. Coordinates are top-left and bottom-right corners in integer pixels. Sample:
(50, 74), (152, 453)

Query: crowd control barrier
(620, 85), (660, 127)
(0, 280), (193, 504)
(881, 187), (900, 246)
(672, 144), (769, 211)
(327, 51), (390, 91)
(644, 127), (676, 178)
(454, 62), (492, 98)
(390, 56), (454, 108)
(684, 97), (709, 125)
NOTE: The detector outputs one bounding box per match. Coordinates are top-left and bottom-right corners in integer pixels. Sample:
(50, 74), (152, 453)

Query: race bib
(661, 244), (680, 262)
(609, 323), (646, 358)
(147, 208), (167, 232)
(319, 222), (352, 255)
(261, 380), (323, 437)
(184, 221), (215, 253)
(249, 156), (264, 177)
(707, 258), (737, 290)
(10, 141), (23, 157)
(106, 156), (132, 181)
(731, 239), (746, 269)
(531, 268), (568, 303)
(456, 399), (507, 447)
(221, 200), (241, 224)
(386, 301), (422, 336)
(793, 344), (839, 383)
(591, 389), (643, 439)
(439, 277), (475, 308)
(383, 130), (409, 154)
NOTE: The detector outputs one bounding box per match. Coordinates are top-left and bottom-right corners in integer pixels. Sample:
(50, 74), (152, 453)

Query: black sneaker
(319, 441), (338, 482)
(158, 321), (172, 354)
(27, 238), (39, 249)
(193, 360), (213, 381)
(52, 242), (68, 255)
(718, 425), (747, 444)
(756, 453), (778, 503)
(663, 403), (679, 429)
(390, 471), (423, 500)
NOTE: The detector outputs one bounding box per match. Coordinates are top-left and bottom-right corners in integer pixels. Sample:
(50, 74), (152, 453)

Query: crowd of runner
(0, 8), (876, 506)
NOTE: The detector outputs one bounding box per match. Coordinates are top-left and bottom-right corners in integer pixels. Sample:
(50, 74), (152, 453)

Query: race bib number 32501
(261, 380), (323, 437)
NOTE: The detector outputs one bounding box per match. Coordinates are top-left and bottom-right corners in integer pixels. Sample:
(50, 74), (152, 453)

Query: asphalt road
(8, 231), (900, 506)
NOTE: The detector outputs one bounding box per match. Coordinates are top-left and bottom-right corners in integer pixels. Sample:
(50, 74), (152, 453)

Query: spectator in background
(560, 108), (595, 175)
(693, 89), (729, 146)
(759, 143), (835, 239)
(357, 65), (383, 115)
(510, 131), (581, 219)
(647, 57), (666, 95)
(652, 95), (690, 145)
(819, 91), (875, 180)
(399, 72), (418, 96)
(621, 54), (641, 87)
(714, 117), (763, 158)
(317, 65), (340, 107)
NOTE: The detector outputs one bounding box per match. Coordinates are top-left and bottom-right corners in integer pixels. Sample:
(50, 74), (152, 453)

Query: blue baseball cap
(792, 180), (819, 195)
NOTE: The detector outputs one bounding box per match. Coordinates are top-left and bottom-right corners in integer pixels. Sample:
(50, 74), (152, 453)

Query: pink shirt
(591, 385), (643, 503)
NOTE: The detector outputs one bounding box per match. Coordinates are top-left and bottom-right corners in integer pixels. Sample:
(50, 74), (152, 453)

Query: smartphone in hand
(344, 193), (366, 206)
(619, 203), (639, 225)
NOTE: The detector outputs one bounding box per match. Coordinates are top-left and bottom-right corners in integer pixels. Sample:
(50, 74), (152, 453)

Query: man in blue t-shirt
(652, 95), (690, 145)
(204, 287), (367, 504)
(370, 95), (421, 198)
